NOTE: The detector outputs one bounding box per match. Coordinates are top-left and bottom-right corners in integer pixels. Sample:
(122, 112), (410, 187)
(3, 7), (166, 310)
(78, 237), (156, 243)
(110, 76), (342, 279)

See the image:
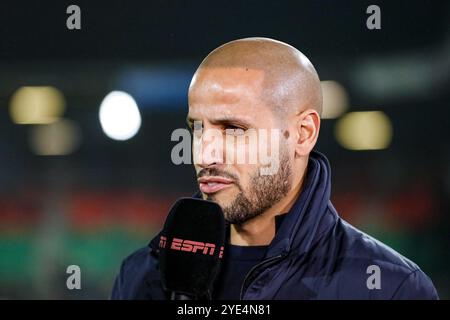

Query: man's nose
(194, 129), (225, 168)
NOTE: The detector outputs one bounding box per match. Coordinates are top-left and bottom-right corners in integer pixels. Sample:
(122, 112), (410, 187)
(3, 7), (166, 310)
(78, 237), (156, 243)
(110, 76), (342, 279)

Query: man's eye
(225, 126), (245, 135)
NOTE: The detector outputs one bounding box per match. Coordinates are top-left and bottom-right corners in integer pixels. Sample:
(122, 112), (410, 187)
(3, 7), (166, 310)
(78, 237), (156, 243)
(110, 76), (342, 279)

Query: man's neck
(230, 176), (304, 246)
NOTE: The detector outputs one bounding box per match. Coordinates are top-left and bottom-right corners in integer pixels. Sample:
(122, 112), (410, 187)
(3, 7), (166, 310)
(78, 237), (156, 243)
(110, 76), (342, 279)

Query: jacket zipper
(239, 254), (285, 300)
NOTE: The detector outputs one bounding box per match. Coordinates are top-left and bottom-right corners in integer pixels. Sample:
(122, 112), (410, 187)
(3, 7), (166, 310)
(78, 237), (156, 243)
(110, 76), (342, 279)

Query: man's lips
(197, 176), (234, 194)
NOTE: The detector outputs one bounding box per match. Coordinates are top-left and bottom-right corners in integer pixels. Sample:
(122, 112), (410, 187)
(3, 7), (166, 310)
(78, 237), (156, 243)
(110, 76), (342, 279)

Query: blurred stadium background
(0, 0), (449, 299)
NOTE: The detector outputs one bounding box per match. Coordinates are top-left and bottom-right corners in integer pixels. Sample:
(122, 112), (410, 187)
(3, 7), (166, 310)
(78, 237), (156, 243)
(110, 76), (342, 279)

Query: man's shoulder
(342, 219), (419, 272)
(327, 217), (439, 299)
(111, 245), (164, 300)
(122, 246), (153, 268)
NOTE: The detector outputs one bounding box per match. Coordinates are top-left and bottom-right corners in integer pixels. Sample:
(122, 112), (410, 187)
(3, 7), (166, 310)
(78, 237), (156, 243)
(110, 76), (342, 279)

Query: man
(111, 38), (438, 299)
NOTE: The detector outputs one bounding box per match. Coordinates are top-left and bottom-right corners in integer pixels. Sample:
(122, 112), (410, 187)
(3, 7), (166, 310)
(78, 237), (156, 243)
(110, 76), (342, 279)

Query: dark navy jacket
(111, 151), (439, 300)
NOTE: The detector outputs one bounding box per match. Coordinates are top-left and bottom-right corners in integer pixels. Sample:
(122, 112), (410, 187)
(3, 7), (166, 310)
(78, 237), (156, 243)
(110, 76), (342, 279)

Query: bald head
(189, 37), (322, 117)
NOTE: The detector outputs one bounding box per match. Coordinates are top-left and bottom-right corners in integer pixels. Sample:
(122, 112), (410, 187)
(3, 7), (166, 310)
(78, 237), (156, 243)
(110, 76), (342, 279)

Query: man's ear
(294, 109), (321, 157)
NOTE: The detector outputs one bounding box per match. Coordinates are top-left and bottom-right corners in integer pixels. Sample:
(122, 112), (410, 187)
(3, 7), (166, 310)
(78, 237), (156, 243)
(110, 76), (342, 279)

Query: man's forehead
(190, 67), (265, 98)
(187, 103), (256, 123)
(188, 67), (269, 117)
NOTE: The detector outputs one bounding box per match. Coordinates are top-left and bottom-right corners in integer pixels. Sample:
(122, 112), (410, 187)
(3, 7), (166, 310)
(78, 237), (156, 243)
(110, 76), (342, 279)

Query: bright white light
(99, 91), (142, 141)
(334, 111), (393, 150)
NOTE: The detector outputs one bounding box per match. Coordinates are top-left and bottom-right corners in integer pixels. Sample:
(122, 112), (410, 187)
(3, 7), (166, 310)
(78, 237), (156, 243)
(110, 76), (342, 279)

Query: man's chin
(204, 190), (237, 209)
(203, 185), (235, 198)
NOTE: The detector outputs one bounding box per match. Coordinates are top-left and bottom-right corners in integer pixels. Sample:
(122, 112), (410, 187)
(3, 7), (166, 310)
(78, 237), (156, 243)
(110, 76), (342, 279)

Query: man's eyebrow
(210, 117), (253, 128)
(186, 116), (253, 128)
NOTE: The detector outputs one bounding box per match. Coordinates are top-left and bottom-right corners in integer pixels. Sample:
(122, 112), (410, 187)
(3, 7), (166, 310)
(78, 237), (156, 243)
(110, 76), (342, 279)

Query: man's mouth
(197, 176), (234, 194)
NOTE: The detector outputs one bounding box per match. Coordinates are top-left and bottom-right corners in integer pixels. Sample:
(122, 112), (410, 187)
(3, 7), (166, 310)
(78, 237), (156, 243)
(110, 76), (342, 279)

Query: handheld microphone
(158, 198), (226, 300)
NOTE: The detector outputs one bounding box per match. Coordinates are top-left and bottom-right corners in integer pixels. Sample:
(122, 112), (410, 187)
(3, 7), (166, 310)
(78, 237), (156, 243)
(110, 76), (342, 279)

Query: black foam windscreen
(159, 198), (226, 299)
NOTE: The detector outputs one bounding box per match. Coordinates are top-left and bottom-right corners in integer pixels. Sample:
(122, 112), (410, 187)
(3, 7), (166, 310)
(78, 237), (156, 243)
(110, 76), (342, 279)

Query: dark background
(0, 0), (449, 299)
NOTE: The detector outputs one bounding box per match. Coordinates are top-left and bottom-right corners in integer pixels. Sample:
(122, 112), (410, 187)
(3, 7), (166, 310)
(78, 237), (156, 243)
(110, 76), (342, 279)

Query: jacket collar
(266, 150), (336, 258)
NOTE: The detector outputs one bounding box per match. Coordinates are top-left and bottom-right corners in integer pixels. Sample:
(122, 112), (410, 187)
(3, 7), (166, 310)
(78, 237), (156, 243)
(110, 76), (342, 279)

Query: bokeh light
(334, 111), (393, 150)
(321, 81), (349, 119)
(99, 91), (142, 141)
(29, 119), (82, 156)
(9, 86), (65, 124)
